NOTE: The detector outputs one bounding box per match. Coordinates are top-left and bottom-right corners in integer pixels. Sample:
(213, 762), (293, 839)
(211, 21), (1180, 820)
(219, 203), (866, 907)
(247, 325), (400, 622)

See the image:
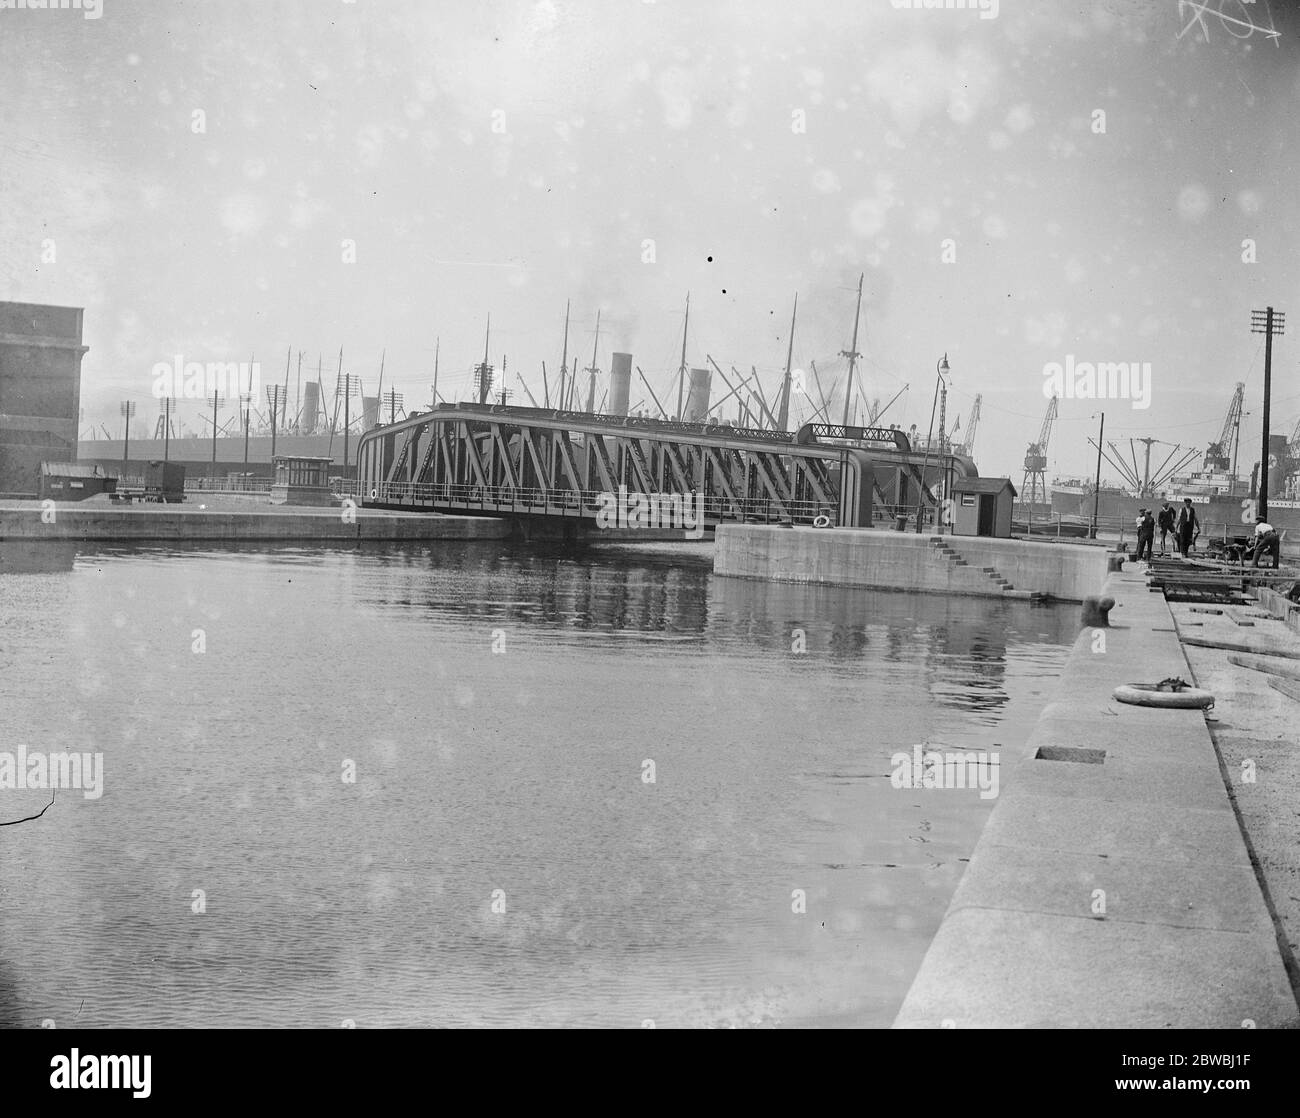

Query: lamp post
(915, 353), (949, 533)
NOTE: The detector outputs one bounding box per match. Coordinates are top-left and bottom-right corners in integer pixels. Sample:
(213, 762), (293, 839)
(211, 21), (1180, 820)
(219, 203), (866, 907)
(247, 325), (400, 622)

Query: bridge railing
(359, 479), (829, 525)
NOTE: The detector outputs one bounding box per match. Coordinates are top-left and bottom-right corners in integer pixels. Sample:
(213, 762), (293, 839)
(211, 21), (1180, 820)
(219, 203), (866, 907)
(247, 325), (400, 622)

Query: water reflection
(0, 539), (1074, 1027)
(0, 540), (79, 574)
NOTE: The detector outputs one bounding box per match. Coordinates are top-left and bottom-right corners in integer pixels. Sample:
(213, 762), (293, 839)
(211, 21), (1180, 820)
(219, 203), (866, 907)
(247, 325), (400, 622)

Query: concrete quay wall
(893, 567), (1299, 1028)
(714, 523), (1111, 602)
(0, 502), (510, 543)
(1255, 585), (1300, 637)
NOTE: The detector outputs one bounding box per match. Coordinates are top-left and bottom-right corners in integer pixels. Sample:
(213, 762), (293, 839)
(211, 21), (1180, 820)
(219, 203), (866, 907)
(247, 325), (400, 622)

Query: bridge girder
(356, 403), (970, 527)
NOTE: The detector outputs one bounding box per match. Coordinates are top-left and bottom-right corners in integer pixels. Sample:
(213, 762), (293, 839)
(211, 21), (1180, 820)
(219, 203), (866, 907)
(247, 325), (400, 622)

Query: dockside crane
(1204, 381), (1245, 474)
(1021, 395), (1058, 510)
(954, 394), (981, 458)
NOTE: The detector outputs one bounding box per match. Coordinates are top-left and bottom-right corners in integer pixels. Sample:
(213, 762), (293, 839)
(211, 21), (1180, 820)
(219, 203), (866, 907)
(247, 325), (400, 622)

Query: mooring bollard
(1082, 595), (1116, 627)
(1107, 553), (1125, 573)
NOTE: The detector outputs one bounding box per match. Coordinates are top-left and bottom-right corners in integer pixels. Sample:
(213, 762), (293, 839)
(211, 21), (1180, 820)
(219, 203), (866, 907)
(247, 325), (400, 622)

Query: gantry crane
(1204, 381), (1244, 474)
(1021, 395), (1058, 510)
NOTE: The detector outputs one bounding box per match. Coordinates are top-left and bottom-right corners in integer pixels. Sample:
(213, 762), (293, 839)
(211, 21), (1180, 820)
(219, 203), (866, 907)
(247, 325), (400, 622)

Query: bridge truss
(354, 403), (972, 529)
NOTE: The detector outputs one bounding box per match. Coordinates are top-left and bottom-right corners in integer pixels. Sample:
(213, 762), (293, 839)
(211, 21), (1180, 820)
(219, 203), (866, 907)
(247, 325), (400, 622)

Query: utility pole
(777, 293), (797, 432)
(1091, 412), (1105, 540)
(1251, 306), (1285, 521)
(208, 392), (226, 477)
(120, 400), (135, 462)
(267, 385), (284, 459)
(676, 293), (690, 421)
(339, 370), (361, 474)
(840, 273), (864, 428)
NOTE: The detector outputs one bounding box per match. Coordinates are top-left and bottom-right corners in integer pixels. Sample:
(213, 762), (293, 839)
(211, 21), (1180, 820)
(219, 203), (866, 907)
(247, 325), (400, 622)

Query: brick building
(0, 302), (88, 496)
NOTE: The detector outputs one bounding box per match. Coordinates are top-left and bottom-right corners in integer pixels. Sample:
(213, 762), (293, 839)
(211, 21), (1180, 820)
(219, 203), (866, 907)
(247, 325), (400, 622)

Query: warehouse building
(0, 301), (88, 497)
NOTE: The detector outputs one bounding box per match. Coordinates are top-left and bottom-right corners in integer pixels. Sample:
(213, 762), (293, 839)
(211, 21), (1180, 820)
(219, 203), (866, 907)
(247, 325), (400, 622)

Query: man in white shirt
(1253, 518), (1281, 569)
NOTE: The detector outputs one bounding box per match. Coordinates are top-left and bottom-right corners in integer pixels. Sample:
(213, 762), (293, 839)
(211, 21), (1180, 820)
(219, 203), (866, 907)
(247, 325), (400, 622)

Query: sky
(2, 0), (1299, 483)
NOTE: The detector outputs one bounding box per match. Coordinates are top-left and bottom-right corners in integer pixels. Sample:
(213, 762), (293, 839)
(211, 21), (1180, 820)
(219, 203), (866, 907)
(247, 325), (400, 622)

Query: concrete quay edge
(713, 522), (1110, 602)
(892, 565), (1300, 1029)
(0, 502), (510, 542)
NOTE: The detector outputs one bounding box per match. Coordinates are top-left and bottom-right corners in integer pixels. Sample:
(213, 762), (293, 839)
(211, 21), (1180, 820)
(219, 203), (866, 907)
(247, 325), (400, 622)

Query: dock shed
(951, 477), (1016, 538)
(37, 461), (116, 501)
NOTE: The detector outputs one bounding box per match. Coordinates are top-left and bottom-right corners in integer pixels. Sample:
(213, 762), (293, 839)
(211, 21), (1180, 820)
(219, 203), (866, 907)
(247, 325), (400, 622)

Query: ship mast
(777, 293), (797, 432)
(676, 293), (690, 421)
(840, 274), (864, 428)
(585, 310), (601, 413)
(431, 336), (440, 407)
(559, 300), (570, 412)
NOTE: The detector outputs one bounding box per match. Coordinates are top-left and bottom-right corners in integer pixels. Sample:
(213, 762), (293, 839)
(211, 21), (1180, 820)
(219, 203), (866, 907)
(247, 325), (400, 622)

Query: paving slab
(894, 908), (1297, 1029)
(893, 570), (1300, 1028)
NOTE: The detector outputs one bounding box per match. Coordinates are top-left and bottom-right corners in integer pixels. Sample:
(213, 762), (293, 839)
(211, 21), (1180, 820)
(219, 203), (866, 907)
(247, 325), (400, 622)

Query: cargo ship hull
(1050, 484), (1300, 537)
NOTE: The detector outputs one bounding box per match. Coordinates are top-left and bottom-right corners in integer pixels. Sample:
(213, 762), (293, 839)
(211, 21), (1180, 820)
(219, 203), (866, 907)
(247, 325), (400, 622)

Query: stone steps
(929, 536), (1046, 600)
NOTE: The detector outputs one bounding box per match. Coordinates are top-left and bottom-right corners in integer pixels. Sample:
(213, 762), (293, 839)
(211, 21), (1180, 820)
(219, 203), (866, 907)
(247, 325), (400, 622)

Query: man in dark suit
(1157, 501), (1175, 555)
(1136, 508), (1155, 561)
(1176, 498), (1200, 558)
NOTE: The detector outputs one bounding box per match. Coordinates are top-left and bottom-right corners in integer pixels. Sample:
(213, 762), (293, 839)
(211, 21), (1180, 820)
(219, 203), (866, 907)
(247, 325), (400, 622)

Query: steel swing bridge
(353, 402), (977, 530)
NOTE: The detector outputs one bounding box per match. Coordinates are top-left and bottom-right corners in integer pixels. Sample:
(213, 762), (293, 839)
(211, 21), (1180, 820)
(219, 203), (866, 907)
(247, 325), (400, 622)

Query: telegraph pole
(1251, 306), (1285, 521)
(339, 371), (361, 474)
(267, 385), (284, 459)
(120, 400), (135, 463)
(840, 273), (864, 428)
(1091, 412), (1105, 540)
(208, 392), (226, 477)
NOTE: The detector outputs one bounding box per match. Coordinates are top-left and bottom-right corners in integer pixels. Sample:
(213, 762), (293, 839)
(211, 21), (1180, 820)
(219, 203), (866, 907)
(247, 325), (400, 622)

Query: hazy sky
(3, 0), (1299, 482)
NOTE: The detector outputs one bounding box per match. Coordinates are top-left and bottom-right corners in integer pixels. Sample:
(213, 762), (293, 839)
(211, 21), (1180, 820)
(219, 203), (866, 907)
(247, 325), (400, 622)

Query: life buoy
(369, 488), (378, 500)
(812, 514), (833, 529)
(1113, 683), (1215, 710)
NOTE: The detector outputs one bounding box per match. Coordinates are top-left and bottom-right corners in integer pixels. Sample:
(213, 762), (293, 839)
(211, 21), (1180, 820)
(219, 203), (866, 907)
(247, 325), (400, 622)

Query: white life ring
(369, 488), (378, 500)
(812, 514), (833, 529)
(1113, 683), (1214, 710)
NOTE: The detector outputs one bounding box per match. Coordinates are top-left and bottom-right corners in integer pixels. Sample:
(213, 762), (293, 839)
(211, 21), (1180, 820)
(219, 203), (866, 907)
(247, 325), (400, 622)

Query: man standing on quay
(1176, 498), (1200, 558)
(1135, 508), (1155, 562)
(1157, 500), (1175, 556)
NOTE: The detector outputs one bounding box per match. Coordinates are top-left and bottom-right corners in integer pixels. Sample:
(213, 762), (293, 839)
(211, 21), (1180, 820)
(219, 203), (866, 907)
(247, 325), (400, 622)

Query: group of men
(1131, 499), (1199, 560)
(1131, 498), (1282, 568)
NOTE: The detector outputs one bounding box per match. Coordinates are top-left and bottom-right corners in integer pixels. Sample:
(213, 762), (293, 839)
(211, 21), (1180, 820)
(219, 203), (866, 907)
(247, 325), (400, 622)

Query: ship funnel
(301, 381), (322, 434)
(685, 368), (711, 423)
(362, 396), (380, 431)
(608, 352), (632, 416)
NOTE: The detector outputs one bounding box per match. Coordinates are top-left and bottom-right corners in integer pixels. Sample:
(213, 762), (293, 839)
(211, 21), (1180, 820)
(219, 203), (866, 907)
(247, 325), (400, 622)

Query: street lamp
(915, 353), (949, 533)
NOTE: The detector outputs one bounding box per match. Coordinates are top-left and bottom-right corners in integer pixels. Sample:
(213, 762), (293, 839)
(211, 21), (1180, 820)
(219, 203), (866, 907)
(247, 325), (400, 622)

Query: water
(0, 539), (1075, 1028)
